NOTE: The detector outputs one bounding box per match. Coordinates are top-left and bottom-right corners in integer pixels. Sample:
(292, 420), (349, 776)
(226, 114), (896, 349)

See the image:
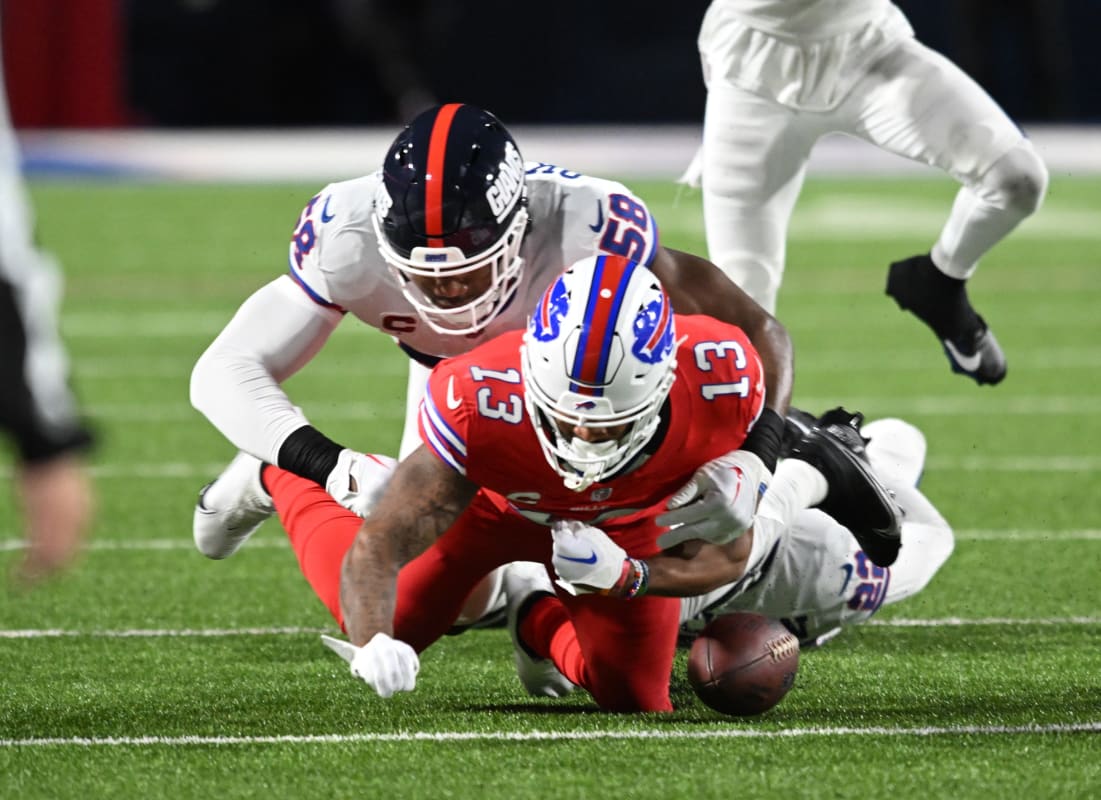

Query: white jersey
(190, 162), (661, 464)
(680, 485), (953, 645)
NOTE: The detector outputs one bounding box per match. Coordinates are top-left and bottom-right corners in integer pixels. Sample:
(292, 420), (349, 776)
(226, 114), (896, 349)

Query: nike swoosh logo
(839, 562), (853, 595)
(943, 338), (982, 373)
(196, 484), (213, 513)
(559, 551), (598, 564)
(728, 466), (746, 495)
(320, 196), (336, 223)
(588, 200), (604, 232)
(446, 376), (461, 410)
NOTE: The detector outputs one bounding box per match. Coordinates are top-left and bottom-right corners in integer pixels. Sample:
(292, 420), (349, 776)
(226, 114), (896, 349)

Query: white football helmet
(372, 103), (529, 335)
(521, 254), (679, 491)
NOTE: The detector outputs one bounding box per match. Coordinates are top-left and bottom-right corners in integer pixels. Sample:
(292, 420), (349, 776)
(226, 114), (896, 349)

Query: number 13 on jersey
(694, 341), (752, 401)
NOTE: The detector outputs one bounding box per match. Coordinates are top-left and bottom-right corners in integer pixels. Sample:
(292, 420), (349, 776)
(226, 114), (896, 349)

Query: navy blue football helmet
(372, 103), (529, 334)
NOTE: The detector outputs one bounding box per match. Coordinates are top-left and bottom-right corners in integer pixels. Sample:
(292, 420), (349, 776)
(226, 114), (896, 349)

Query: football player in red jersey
(190, 103), (794, 629)
(261, 254), (899, 711)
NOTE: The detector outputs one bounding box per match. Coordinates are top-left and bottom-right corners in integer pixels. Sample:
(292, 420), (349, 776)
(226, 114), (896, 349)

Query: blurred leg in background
(0, 30), (96, 588)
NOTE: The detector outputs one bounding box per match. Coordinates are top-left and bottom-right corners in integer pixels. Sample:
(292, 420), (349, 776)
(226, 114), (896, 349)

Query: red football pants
(264, 465), (680, 712)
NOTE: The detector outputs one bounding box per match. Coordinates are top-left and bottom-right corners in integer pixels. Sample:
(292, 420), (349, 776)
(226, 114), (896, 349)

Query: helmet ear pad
(522, 254), (678, 491)
(374, 103), (529, 335)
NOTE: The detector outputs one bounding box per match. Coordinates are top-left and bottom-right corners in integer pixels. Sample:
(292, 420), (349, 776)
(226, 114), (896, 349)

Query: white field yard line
(867, 617), (1101, 627)
(66, 349), (1101, 386)
(0, 626), (329, 639)
(0, 537), (289, 551)
(63, 349), (1101, 378)
(1, 452), (1099, 481)
(3, 616), (1100, 640)
(788, 200), (1101, 240)
(2, 529), (1101, 553)
(72, 396), (1101, 421)
(3, 722), (1100, 747)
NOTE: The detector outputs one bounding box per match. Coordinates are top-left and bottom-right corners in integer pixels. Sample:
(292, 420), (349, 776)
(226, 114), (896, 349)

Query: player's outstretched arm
(339, 445), (479, 647)
(190, 276), (343, 465)
(551, 521), (753, 599)
(642, 535), (754, 597)
(652, 247), (791, 472)
(652, 247), (792, 413)
(656, 449), (770, 547)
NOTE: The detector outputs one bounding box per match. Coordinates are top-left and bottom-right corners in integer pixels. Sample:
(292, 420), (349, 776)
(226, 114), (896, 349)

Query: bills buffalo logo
(530, 275), (570, 341)
(573, 399), (598, 410)
(631, 290), (674, 364)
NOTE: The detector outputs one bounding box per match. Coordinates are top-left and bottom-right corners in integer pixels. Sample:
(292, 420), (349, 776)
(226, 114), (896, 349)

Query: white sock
(932, 140), (1047, 280)
(758, 458), (828, 529)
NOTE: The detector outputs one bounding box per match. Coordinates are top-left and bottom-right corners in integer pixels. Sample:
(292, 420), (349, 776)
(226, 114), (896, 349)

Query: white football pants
(698, 34), (1047, 312)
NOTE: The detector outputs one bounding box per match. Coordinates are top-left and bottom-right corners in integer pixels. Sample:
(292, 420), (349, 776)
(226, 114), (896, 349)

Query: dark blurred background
(3, 0), (1098, 128)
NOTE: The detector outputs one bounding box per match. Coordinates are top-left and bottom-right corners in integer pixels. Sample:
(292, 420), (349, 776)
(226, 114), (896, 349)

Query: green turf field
(3, 175), (1100, 798)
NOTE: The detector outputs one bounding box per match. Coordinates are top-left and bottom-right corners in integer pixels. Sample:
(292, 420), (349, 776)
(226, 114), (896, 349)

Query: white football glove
(551, 520), (627, 596)
(655, 449), (770, 549)
(322, 632), (419, 699)
(325, 450), (398, 518)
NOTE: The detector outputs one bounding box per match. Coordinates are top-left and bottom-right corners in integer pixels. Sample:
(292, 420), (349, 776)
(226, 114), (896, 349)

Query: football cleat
(941, 317), (1007, 386)
(446, 567), (508, 636)
(778, 407), (818, 459)
(786, 408), (903, 568)
(504, 561), (575, 698)
(886, 253), (1006, 386)
(193, 452), (274, 560)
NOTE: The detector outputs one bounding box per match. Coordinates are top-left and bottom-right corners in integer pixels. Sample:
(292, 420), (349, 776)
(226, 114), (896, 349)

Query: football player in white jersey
(683, 0), (1049, 385)
(0, 38), (95, 587)
(190, 103), (794, 624)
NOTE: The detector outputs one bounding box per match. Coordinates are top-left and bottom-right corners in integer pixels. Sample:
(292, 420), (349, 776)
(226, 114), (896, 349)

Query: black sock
(887, 254), (980, 341)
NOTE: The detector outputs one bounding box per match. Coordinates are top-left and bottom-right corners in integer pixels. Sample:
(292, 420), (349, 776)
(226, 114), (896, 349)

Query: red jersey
(418, 314), (765, 538)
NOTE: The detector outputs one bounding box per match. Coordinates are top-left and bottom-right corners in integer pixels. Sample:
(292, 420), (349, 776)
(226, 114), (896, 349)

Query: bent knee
(907, 519), (955, 587)
(926, 520), (955, 570)
(981, 141), (1049, 215)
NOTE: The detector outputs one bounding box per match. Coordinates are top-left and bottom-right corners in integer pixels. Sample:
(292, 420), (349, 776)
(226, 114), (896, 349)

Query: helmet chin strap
(560, 438), (619, 492)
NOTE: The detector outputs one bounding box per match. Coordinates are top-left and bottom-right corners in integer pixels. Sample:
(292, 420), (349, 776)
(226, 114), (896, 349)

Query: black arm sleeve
(739, 408), (784, 473)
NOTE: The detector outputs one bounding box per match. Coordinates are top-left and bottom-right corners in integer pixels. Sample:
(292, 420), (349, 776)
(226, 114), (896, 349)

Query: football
(687, 612), (800, 716)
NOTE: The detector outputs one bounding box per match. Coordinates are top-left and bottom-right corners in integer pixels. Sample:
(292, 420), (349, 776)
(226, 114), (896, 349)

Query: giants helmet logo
(486, 141), (525, 221)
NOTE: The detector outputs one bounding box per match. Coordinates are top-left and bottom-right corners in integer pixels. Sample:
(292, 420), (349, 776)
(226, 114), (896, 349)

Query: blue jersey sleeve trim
(287, 259), (344, 311)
